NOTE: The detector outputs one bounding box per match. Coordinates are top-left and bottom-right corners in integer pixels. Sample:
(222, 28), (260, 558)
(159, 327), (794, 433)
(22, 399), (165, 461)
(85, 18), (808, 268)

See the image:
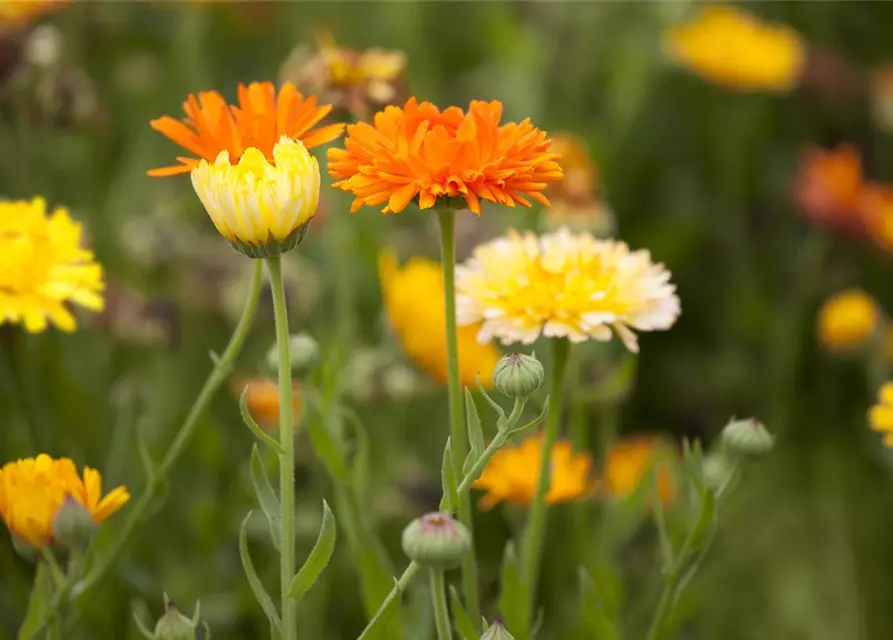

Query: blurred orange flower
(0, 1), (66, 30)
(857, 184), (893, 253)
(599, 436), (674, 505)
(547, 133), (600, 204)
(793, 144), (863, 231)
(328, 98), (562, 214)
(148, 82), (344, 177)
(233, 377), (302, 428)
(473, 435), (593, 510)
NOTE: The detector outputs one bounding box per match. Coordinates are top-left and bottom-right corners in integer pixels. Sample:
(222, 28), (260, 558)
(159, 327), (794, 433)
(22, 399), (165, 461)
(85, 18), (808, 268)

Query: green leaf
(341, 407), (371, 503)
(464, 389), (485, 474)
(440, 438), (459, 513)
(357, 578), (404, 640)
(306, 402), (349, 483)
(18, 562), (52, 640)
(202, 621), (212, 639)
(287, 500), (337, 603)
(497, 541), (530, 640)
(132, 607), (156, 640)
(240, 388), (285, 456)
(250, 445), (281, 551)
(686, 487), (716, 551)
(136, 417), (157, 482)
(477, 374), (506, 422)
(578, 567), (620, 640)
(507, 396), (549, 437)
(449, 585), (480, 640)
(239, 512), (282, 632)
(652, 467), (674, 570)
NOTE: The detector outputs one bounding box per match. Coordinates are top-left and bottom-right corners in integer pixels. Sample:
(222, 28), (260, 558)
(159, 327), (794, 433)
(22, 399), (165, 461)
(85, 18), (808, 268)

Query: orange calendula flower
(858, 183), (893, 253)
(473, 435), (593, 509)
(664, 5), (806, 92)
(233, 377), (302, 428)
(0, 454), (129, 549)
(148, 81), (344, 177)
(328, 98), (563, 215)
(599, 436), (674, 504)
(379, 251), (501, 388)
(793, 144), (864, 230)
(869, 382), (893, 447)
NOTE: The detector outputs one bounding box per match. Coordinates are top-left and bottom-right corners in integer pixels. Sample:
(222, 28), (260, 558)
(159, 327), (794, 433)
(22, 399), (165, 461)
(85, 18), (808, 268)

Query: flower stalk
(521, 337), (571, 611)
(267, 256), (298, 640)
(437, 207), (481, 625)
(429, 569), (452, 640)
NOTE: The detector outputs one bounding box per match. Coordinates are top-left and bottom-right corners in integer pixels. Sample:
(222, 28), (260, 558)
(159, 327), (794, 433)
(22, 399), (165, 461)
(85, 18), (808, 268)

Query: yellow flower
(600, 437), (674, 505)
(869, 382), (893, 447)
(0, 197), (104, 333)
(472, 435), (593, 509)
(190, 136), (320, 258)
(0, 454), (129, 548)
(379, 251), (501, 388)
(232, 376), (302, 428)
(0, 1), (67, 29)
(816, 289), (880, 353)
(455, 228), (680, 351)
(664, 5), (806, 92)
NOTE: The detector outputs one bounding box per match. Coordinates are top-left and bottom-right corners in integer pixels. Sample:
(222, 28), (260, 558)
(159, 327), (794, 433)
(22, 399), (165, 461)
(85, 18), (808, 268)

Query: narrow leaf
(240, 388), (285, 456)
(306, 408), (349, 483)
(507, 396), (549, 437)
(449, 585), (480, 640)
(686, 488), (716, 551)
(497, 541), (530, 640)
(239, 513), (282, 632)
(250, 445), (281, 551)
(465, 389), (485, 465)
(136, 418), (157, 482)
(287, 500), (337, 603)
(477, 375), (506, 422)
(18, 555), (52, 639)
(132, 608), (155, 640)
(578, 568), (620, 640)
(202, 621), (212, 639)
(652, 467), (674, 570)
(341, 407), (371, 503)
(357, 578), (403, 640)
(440, 438), (459, 513)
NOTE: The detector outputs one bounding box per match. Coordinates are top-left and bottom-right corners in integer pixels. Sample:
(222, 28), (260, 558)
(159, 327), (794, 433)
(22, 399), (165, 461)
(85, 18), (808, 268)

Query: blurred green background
(3, 2), (893, 639)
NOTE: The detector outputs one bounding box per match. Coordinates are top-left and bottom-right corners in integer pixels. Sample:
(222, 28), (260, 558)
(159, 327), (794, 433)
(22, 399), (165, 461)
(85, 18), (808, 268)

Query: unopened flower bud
(493, 352), (544, 399)
(401, 512), (471, 570)
(720, 418), (775, 459)
(154, 603), (197, 640)
(702, 451), (735, 492)
(482, 619), (516, 640)
(52, 495), (96, 550)
(266, 333), (320, 378)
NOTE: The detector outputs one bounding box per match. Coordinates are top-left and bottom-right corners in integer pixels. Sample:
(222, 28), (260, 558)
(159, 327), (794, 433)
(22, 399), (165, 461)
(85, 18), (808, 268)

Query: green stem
(521, 337), (571, 611)
(68, 261), (263, 600)
(429, 569), (452, 640)
(436, 208), (480, 626)
(267, 256), (297, 640)
(357, 562), (421, 640)
(456, 431), (509, 497)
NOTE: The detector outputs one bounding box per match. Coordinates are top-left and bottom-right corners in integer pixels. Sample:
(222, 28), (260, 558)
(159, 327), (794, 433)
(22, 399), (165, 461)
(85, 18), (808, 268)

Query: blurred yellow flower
(664, 5), (805, 92)
(472, 435), (593, 509)
(868, 382), (893, 447)
(0, 197), (104, 333)
(600, 436), (674, 504)
(190, 136), (320, 258)
(548, 133), (600, 204)
(379, 252), (501, 389)
(0, 1), (66, 29)
(545, 199), (615, 237)
(816, 289), (880, 353)
(233, 377), (302, 428)
(455, 228), (680, 351)
(0, 454), (129, 548)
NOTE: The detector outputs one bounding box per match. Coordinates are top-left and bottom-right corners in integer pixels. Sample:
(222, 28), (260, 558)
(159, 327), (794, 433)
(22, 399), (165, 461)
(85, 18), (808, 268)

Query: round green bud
(154, 603), (197, 640)
(401, 512), (471, 570)
(482, 619), (516, 640)
(702, 451), (735, 492)
(52, 495), (96, 551)
(720, 418), (775, 459)
(266, 333), (320, 378)
(493, 352), (544, 399)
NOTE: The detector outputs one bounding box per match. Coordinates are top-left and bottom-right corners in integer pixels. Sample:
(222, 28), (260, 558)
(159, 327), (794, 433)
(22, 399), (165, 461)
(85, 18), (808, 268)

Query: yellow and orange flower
(858, 183), (893, 253)
(0, 454), (129, 548)
(379, 251), (501, 388)
(815, 289), (880, 354)
(0, 1), (67, 30)
(233, 377), (302, 428)
(598, 436), (674, 505)
(869, 382), (893, 447)
(473, 435), (593, 510)
(148, 81), (344, 177)
(664, 5), (806, 93)
(328, 98), (563, 215)
(793, 144), (864, 230)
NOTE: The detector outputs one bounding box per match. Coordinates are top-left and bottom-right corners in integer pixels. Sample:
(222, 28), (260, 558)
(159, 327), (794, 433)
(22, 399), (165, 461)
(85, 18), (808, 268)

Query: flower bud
(154, 603), (197, 640)
(493, 352), (544, 399)
(482, 619), (516, 640)
(52, 495), (96, 551)
(720, 418), (775, 459)
(266, 333), (320, 378)
(401, 512), (471, 570)
(702, 451), (735, 492)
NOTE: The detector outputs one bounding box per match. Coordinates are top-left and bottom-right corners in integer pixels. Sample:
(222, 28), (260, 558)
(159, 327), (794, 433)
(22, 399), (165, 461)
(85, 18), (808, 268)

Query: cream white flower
(190, 136), (320, 258)
(455, 227), (680, 351)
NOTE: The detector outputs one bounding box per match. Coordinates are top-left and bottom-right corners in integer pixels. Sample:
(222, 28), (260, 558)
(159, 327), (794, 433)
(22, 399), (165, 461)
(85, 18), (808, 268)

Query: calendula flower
(190, 136), (320, 258)
(281, 30), (407, 119)
(816, 289), (880, 353)
(379, 251), (501, 388)
(664, 5), (806, 92)
(0, 1), (66, 30)
(868, 382), (893, 447)
(0, 454), (129, 548)
(0, 197), (104, 333)
(857, 184), (893, 253)
(455, 228), (680, 351)
(547, 133), (599, 204)
(793, 144), (864, 231)
(328, 98), (563, 215)
(473, 435), (593, 509)
(599, 436), (674, 504)
(232, 377), (302, 428)
(148, 81), (343, 177)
